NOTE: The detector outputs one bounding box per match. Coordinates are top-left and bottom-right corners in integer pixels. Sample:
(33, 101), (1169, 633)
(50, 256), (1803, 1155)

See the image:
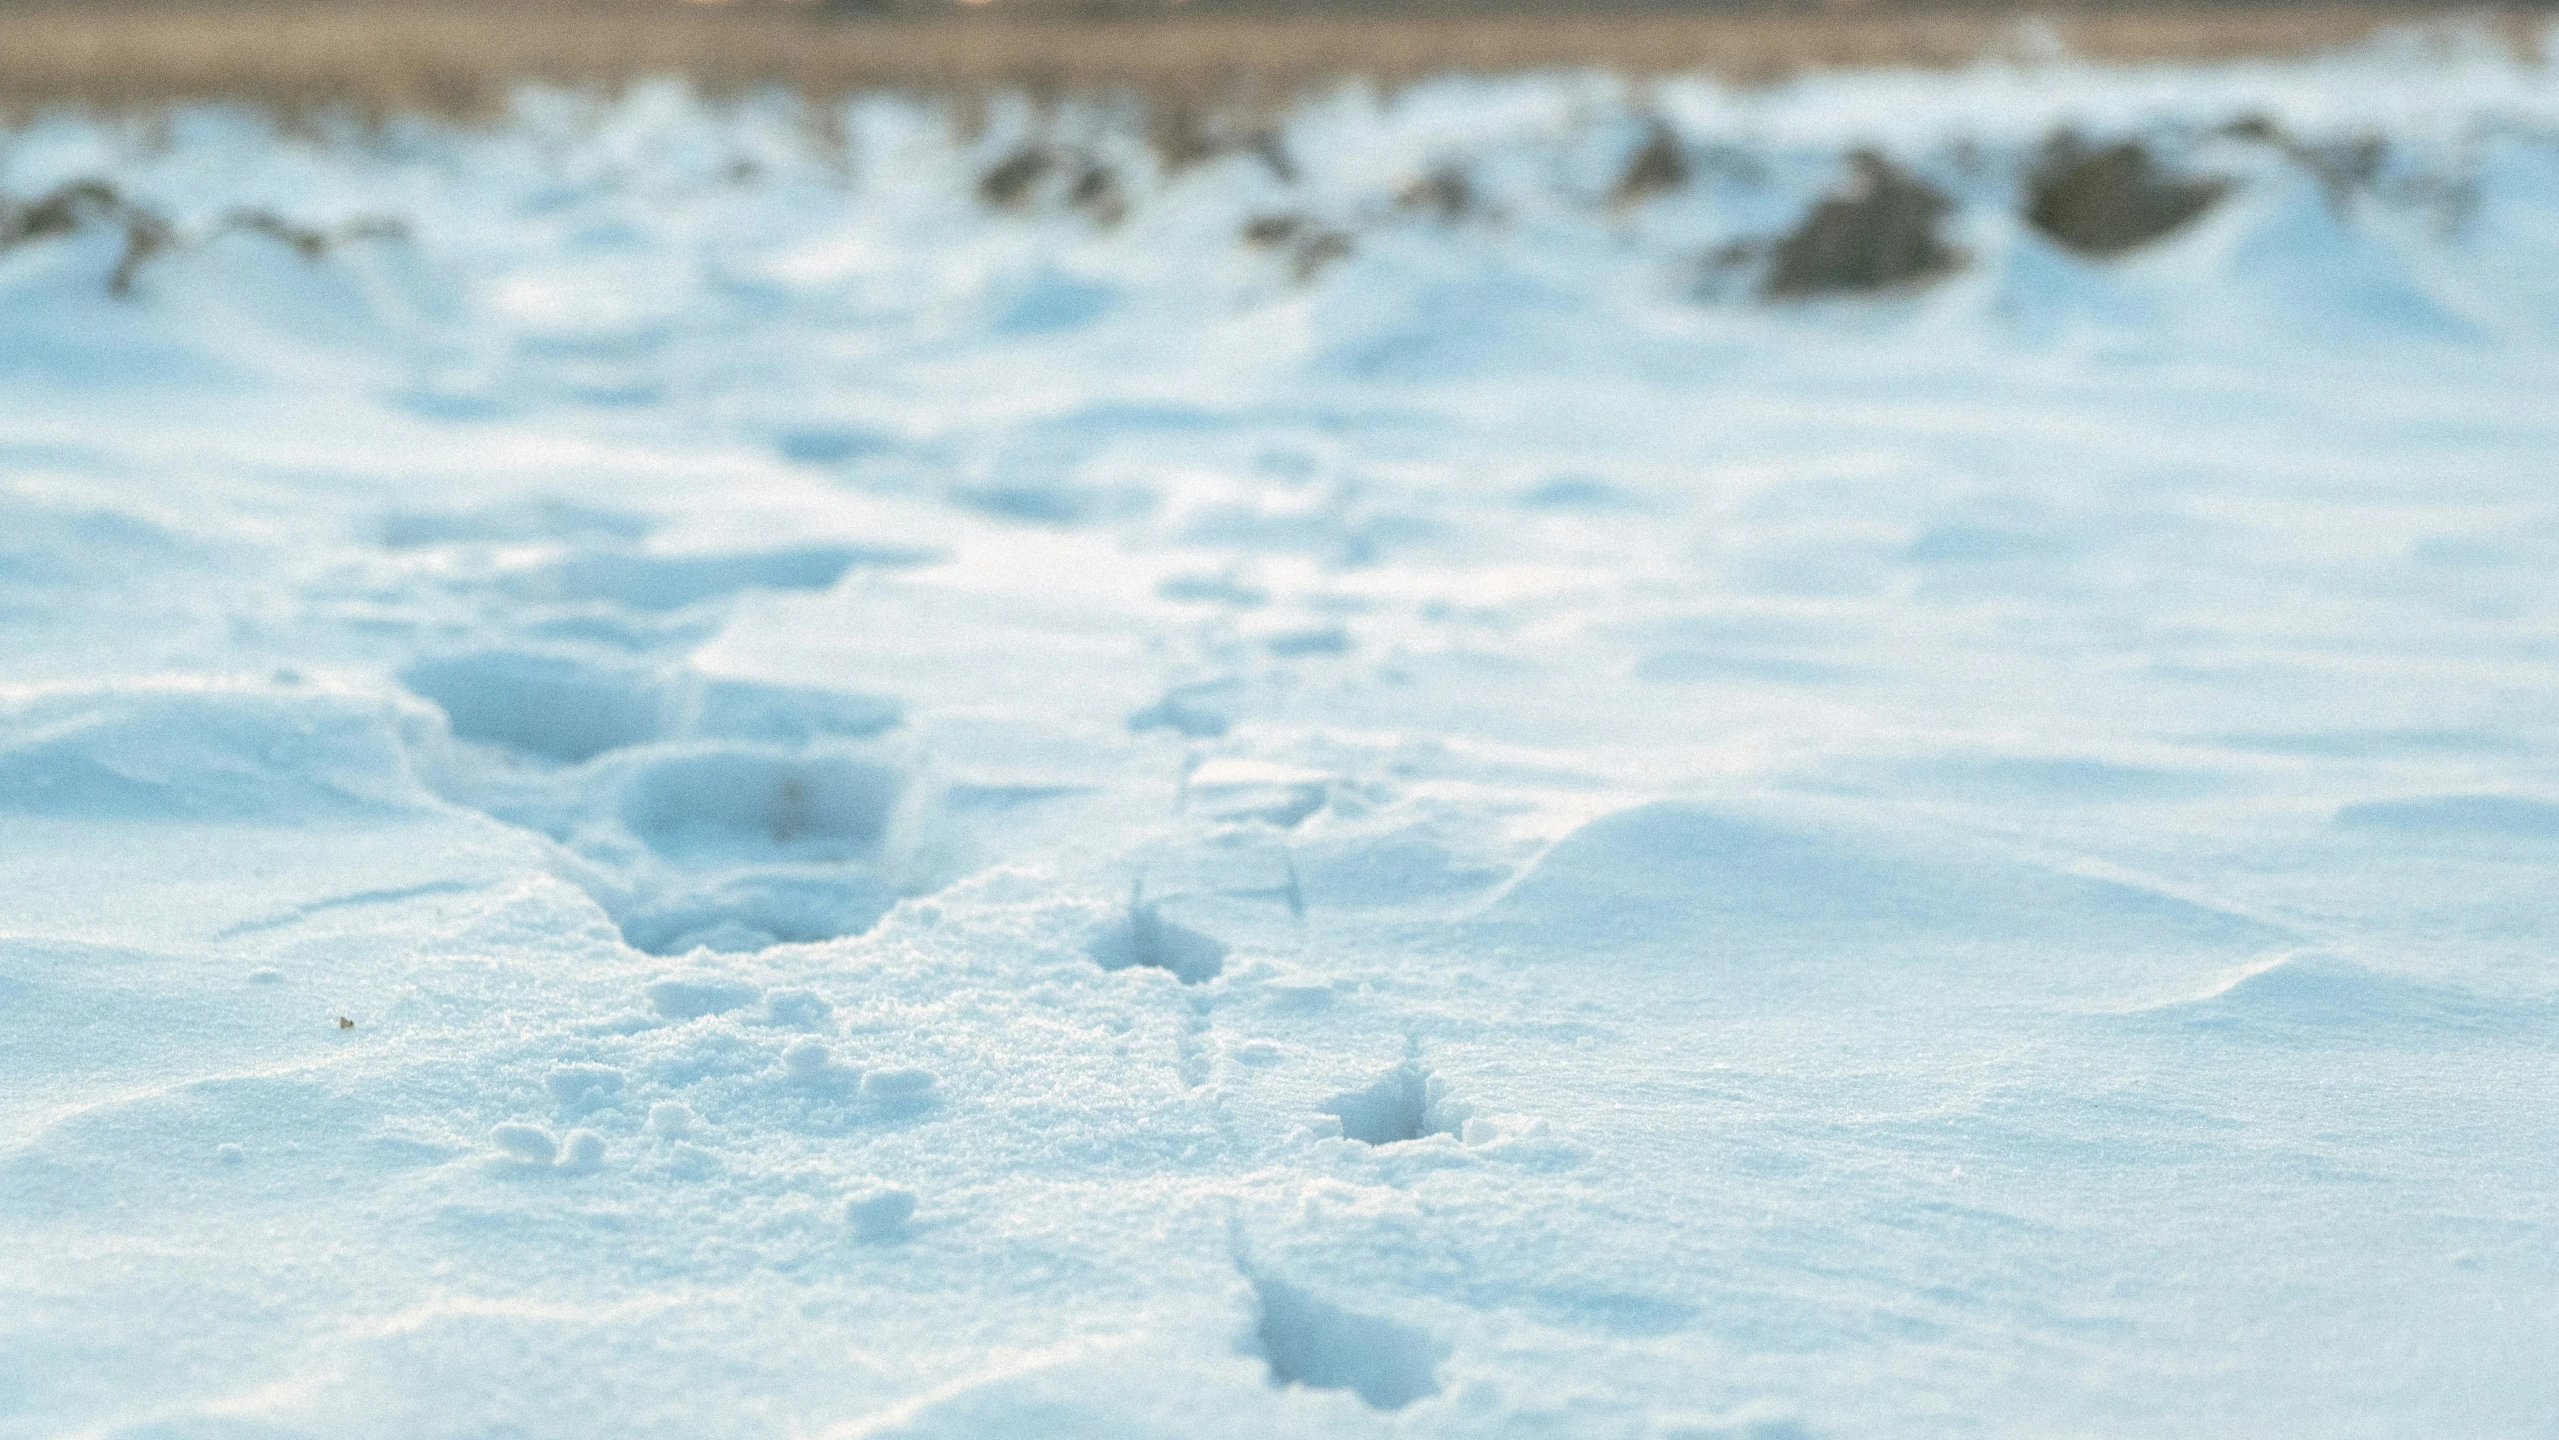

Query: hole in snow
(1322, 1062), (1451, 1146)
(616, 869), (904, 956)
(1245, 1274), (1443, 1411)
(618, 750), (905, 860)
(1087, 887), (1226, 984)
(673, 676), (902, 746)
(517, 543), (927, 613)
(403, 648), (666, 764)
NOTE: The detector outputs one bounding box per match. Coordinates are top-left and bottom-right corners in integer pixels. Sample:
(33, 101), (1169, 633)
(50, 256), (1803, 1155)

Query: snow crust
(5, 40), (2559, 1437)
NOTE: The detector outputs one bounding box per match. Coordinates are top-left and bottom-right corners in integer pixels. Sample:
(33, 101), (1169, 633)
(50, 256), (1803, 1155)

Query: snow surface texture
(6, 38), (2559, 1438)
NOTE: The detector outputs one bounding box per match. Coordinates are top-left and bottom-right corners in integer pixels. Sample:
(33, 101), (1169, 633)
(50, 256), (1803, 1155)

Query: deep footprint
(1087, 889), (1227, 984)
(1322, 1062), (1453, 1146)
(1245, 1273), (1445, 1410)
(403, 648), (666, 764)
(517, 543), (934, 613)
(618, 750), (907, 861)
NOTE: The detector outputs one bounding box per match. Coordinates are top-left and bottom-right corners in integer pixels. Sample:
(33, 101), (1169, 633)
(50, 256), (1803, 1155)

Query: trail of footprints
(377, 500), (942, 957)
(377, 498), (1490, 1412)
(477, 948), (1463, 1408)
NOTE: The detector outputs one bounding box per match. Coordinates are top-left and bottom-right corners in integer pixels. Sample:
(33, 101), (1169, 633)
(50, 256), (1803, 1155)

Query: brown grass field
(0, 3), (2546, 119)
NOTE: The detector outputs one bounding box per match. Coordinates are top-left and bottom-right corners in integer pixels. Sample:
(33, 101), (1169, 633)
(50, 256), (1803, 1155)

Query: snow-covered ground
(5, 37), (2559, 1438)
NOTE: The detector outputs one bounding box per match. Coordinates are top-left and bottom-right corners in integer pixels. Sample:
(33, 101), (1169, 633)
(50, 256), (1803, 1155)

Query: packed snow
(4, 34), (2558, 1438)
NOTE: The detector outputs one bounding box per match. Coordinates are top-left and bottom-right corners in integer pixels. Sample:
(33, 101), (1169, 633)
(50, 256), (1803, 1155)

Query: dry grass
(0, 3), (2546, 121)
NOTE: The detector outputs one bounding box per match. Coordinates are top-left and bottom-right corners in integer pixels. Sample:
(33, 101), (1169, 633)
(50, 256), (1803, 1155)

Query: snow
(5, 36), (2559, 1438)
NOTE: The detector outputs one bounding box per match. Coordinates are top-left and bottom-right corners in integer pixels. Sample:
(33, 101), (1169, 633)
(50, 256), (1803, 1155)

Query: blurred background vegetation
(0, 0), (2545, 118)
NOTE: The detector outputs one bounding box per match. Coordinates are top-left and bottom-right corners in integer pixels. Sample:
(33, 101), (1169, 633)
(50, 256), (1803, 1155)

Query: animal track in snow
(606, 747), (924, 953)
(375, 494), (960, 964)
(513, 542), (929, 613)
(1087, 886), (1228, 984)
(1322, 1061), (1456, 1146)
(622, 861), (905, 955)
(619, 750), (906, 860)
(403, 649), (665, 764)
(408, 668), (935, 955)
(621, 871), (905, 958)
(1244, 1272), (1445, 1410)
(405, 649), (902, 766)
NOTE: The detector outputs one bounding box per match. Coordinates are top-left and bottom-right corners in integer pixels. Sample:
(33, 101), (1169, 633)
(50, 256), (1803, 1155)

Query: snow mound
(1475, 801), (2281, 967)
(0, 679), (440, 821)
(2141, 953), (2537, 1040)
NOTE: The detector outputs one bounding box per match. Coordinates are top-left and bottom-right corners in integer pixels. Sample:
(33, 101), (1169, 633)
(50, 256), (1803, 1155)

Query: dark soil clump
(1289, 228), (1352, 282)
(1611, 121), (1689, 208)
(2026, 136), (2228, 257)
(2, 179), (404, 298)
(1399, 162), (1475, 223)
(1242, 212), (1306, 248)
(1147, 103), (1296, 183)
(1, 179), (175, 296)
(1763, 151), (1959, 298)
(977, 146), (1054, 208)
(1067, 164), (1128, 226)
(1239, 212), (1350, 283)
